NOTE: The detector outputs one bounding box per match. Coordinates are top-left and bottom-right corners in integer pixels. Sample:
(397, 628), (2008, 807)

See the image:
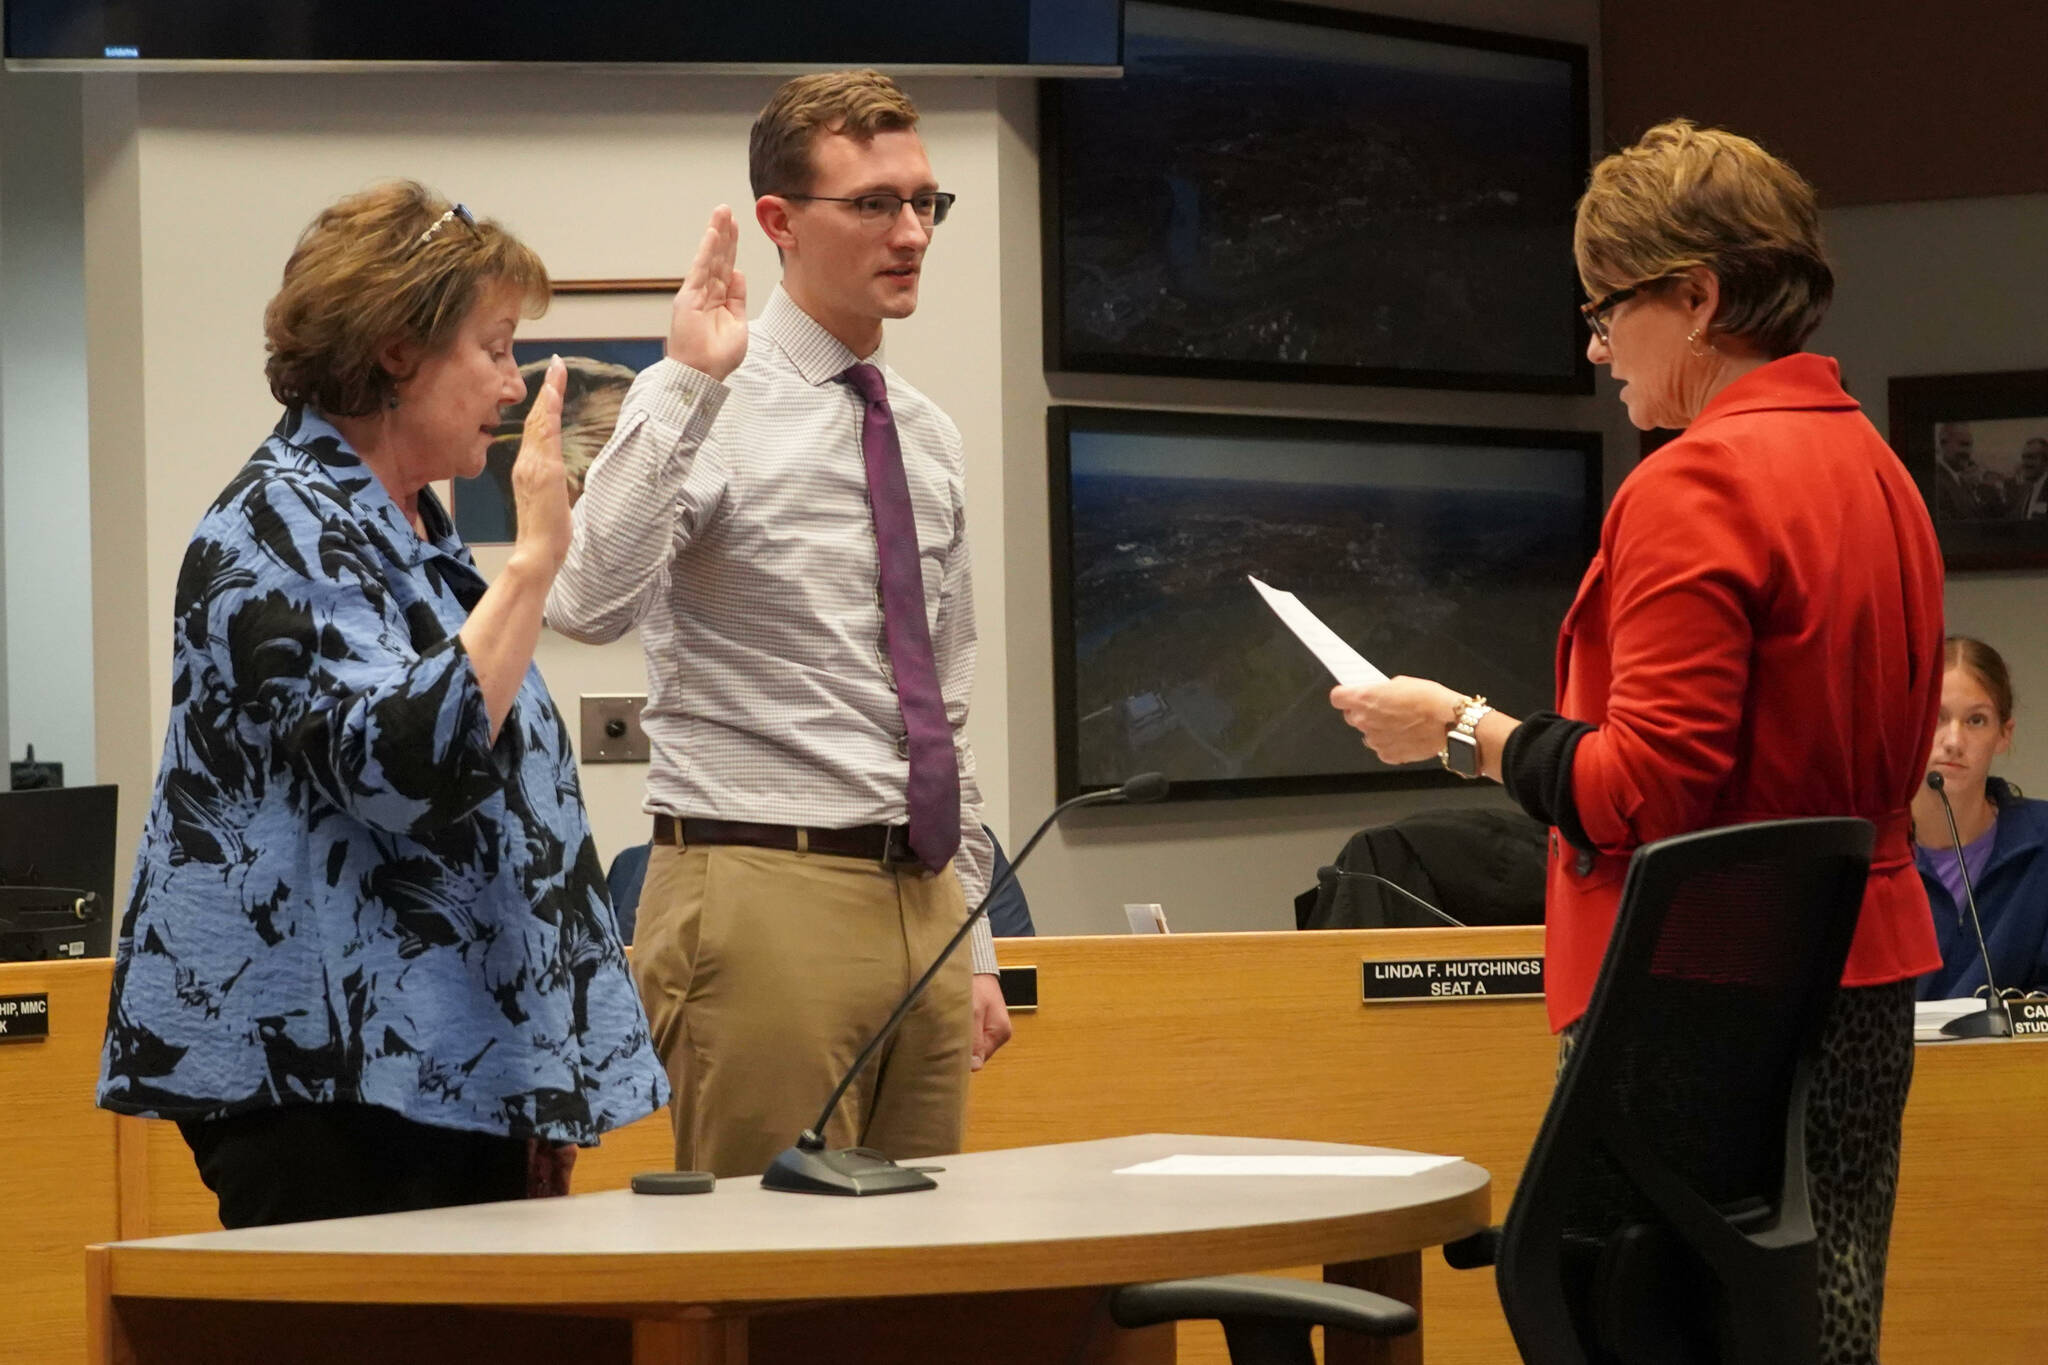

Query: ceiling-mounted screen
(5, 0), (1123, 72)
(1043, 0), (1589, 392)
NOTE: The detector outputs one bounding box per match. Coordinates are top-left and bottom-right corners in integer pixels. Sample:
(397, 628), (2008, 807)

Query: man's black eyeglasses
(780, 191), (956, 226)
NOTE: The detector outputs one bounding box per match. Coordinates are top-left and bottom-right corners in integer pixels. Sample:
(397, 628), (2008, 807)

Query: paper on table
(1114, 1154), (1460, 1178)
(1248, 576), (1388, 687)
(1913, 997), (1986, 1042)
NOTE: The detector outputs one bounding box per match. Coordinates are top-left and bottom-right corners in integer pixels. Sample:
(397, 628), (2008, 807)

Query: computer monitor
(0, 784), (118, 960)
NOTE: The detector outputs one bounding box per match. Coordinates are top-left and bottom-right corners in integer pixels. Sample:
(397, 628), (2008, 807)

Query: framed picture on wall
(1040, 0), (1592, 393)
(1889, 368), (2048, 571)
(448, 280), (675, 545)
(1048, 405), (1603, 801)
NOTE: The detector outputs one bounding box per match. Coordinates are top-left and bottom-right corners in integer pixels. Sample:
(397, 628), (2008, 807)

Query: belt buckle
(879, 825), (920, 872)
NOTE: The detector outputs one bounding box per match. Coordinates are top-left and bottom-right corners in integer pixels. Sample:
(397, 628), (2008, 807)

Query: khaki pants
(631, 841), (973, 1178)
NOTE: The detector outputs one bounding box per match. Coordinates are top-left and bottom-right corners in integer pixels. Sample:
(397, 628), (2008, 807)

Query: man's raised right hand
(665, 205), (748, 381)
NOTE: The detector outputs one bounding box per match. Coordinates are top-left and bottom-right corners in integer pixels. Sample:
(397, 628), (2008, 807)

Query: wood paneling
(1601, 1), (2048, 205)
(16, 928), (2048, 1363)
(0, 962), (122, 1364)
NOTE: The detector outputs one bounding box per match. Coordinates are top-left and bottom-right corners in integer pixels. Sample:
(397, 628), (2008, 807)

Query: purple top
(1916, 818), (1999, 921)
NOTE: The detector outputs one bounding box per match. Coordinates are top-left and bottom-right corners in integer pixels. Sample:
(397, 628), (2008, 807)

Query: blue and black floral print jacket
(97, 409), (668, 1144)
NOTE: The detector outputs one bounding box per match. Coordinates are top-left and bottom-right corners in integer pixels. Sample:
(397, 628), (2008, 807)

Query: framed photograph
(1889, 369), (2048, 571)
(448, 283), (673, 545)
(1041, 0), (1592, 393)
(1048, 405), (1602, 801)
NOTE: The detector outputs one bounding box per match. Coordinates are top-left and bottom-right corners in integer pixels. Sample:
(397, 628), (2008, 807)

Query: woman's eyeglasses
(1580, 273), (1680, 343)
(416, 203), (476, 248)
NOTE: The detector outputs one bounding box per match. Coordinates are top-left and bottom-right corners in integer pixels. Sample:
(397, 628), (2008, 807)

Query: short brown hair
(1946, 636), (2016, 724)
(748, 69), (920, 200)
(1574, 119), (1833, 358)
(264, 181), (549, 418)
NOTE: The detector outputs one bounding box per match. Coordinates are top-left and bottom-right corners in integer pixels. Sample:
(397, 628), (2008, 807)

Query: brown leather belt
(652, 815), (927, 871)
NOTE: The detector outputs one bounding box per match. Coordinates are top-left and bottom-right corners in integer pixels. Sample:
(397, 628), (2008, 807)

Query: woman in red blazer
(1333, 120), (1944, 1364)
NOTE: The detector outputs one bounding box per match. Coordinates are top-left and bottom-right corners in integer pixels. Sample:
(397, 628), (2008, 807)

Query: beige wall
(75, 4), (2048, 939)
(84, 3), (1625, 937)
(1808, 192), (2048, 798)
(84, 72), (1018, 875)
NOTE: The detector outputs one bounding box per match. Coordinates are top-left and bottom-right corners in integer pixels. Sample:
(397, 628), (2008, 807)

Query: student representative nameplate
(2012, 1000), (2048, 1037)
(1361, 957), (1544, 1002)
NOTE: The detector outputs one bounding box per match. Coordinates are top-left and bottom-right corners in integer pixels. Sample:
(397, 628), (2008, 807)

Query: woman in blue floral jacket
(96, 182), (746, 1227)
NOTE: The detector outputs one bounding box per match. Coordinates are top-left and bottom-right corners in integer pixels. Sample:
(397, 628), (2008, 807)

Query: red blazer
(1544, 354), (1945, 1032)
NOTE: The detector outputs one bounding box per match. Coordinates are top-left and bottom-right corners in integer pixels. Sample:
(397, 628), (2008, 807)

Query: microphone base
(1940, 1004), (2015, 1039)
(760, 1143), (939, 1196)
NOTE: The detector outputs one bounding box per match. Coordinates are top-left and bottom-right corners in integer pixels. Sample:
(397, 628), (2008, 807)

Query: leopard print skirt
(1559, 980), (1915, 1365)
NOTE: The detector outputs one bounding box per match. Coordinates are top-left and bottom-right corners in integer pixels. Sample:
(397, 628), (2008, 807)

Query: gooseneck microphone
(1317, 868), (1467, 929)
(762, 772), (1172, 1195)
(1926, 771), (2014, 1040)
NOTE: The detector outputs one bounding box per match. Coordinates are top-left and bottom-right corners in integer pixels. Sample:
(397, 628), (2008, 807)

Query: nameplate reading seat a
(1361, 957), (1544, 1002)
(0, 993), (51, 1042)
(2012, 1000), (2048, 1038)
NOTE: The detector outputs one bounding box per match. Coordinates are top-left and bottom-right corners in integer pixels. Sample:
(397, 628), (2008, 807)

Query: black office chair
(1108, 1274), (1414, 1364)
(1446, 816), (1873, 1365)
(1122, 817), (1872, 1365)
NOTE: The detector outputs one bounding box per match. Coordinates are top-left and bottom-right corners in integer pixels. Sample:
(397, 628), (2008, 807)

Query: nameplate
(0, 993), (50, 1042)
(2012, 1000), (2048, 1037)
(998, 965), (1038, 1012)
(1361, 957), (1545, 1002)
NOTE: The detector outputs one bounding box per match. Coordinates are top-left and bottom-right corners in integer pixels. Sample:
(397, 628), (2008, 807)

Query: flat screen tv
(1042, 0), (1590, 392)
(1049, 405), (1601, 801)
(4, 0), (1122, 71)
(0, 784), (118, 959)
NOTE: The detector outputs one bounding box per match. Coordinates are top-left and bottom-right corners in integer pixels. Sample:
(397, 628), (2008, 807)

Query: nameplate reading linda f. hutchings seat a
(1361, 956), (1544, 1003)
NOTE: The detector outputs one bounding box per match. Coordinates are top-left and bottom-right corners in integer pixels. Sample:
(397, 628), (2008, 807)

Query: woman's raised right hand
(510, 354), (572, 574)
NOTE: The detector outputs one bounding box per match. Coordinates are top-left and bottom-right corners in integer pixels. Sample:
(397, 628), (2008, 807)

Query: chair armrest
(1109, 1274), (1417, 1337)
(1443, 1226), (1502, 1270)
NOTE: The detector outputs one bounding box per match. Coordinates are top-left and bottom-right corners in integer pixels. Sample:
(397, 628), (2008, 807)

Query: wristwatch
(1440, 695), (1492, 779)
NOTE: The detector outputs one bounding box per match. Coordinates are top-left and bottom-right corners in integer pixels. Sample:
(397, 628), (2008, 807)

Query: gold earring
(1688, 327), (1715, 359)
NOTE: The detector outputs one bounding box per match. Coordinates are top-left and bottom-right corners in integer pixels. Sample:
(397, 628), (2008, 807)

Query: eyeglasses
(779, 191), (956, 227)
(1580, 273), (1678, 343)
(416, 203), (475, 247)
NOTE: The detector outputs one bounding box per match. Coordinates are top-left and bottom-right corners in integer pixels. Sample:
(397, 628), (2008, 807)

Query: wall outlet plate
(579, 694), (650, 763)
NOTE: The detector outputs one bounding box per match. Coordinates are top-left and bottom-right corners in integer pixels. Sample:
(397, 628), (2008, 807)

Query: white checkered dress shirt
(546, 287), (996, 974)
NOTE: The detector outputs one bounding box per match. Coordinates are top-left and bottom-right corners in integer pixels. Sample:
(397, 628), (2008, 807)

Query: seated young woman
(1913, 636), (2048, 999)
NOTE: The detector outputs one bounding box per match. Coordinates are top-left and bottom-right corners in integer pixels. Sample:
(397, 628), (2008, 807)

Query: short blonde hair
(748, 69), (920, 199)
(264, 181), (549, 418)
(1574, 120), (1833, 357)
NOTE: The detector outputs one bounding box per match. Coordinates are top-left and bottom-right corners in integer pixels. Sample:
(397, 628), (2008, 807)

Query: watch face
(1446, 731), (1481, 778)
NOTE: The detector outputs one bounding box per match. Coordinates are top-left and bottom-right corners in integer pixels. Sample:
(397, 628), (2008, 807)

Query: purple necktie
(839, 362), (960, 872)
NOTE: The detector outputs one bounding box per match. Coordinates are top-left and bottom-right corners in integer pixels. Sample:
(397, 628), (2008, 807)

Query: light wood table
(87, 1133), (1487, 1365)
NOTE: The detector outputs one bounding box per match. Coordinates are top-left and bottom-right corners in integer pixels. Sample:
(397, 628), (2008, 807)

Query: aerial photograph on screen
(1061, 423), (1593, 793)
(1051, 2), (1583, 386)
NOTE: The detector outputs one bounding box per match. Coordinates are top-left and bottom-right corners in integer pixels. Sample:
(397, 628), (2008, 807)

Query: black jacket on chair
(1295, 806), (1547, 930)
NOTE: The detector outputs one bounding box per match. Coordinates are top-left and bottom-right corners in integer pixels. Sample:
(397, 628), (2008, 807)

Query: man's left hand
(970, 973), (1013, 1072)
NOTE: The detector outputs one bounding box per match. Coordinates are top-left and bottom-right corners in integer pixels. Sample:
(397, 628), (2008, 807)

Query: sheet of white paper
(1248, 576), (1388, 687)
(1913, 997), (1986, 1041)
(1114, 1154), (1459, 1178)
